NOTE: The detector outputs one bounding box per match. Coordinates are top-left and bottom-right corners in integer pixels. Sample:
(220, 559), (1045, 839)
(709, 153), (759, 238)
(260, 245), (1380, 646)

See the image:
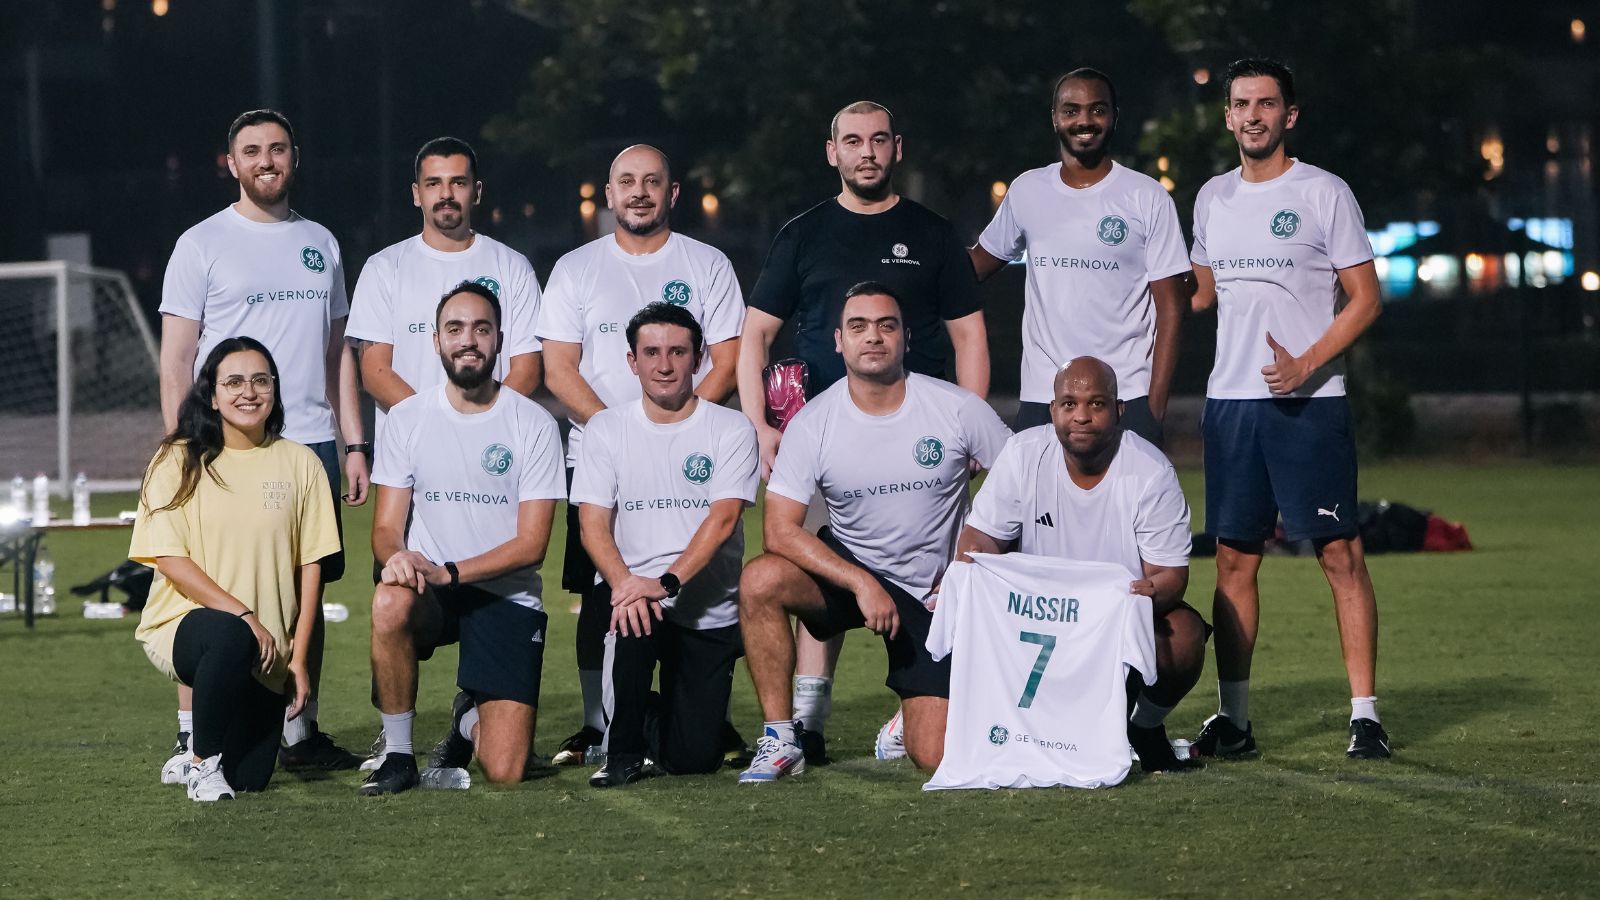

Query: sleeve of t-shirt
(963, 436), (1025, 542)
(327, 235), (351, 319)
(1134, 463), (1192, 569)
(936, 223), (983, 321)
(568, 412), (617, 508)
(765, 405), (821, 504)
(297, 448), (343, 566)
(159, 233), (208, 321)
(1145, 189), (1193, 281)
(925, 560), (967, 662)
(519, 412), (569, 502)
(959, 392), (1013, 470)
(128, 450), (191, 564)
(1324, 179), (1376, 270)
(701, 253), (746, 344)
(535, 256), (584, 343)
(711, 416), (760, 505)
(1189, 184), (1212, 268)
(504, 254), (544, 356)
(976, 191), (1024, 262)
(746, 223), (803, 320)
(369, 402), (415, 489)
(346, 254), (395, 344)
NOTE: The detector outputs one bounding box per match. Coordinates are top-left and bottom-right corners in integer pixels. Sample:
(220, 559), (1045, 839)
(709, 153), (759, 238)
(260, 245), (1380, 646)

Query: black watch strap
(659, 572), (681, 598)
(444, 561), (460, 588)
(345, 442), (373, 456)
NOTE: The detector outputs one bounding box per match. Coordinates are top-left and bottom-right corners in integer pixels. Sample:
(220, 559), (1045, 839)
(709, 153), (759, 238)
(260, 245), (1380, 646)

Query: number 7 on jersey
(1016, 631), (1057, 708)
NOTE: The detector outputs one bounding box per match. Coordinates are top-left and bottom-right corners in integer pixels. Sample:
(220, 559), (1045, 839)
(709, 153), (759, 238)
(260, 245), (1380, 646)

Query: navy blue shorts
(419, 585), (549, 708)
(1202, 397), (1359, 543)
(306, 441), (345, 584)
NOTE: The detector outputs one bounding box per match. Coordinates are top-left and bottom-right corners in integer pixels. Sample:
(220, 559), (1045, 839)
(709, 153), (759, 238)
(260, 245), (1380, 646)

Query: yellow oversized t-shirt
(129, 438), (341, 692)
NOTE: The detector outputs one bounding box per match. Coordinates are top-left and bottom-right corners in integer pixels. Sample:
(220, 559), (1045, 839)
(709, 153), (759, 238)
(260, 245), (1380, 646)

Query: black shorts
(1013, 396), (1165, 449)
(307, 440), (345, 584)
(799, 527), (950, 700)
(417, 584), (548, 708)
(561, 467), (598, 594)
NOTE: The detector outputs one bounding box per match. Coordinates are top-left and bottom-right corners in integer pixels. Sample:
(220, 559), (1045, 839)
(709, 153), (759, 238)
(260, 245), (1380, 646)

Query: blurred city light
(1580, 271), (1599, 292)
(1572, 18), (1586, 43)
(989, 180), (1007, 200)
(579, 182), (595, 200)
(701, 192), (720, 216)
(152, 0), (168, 16)
(1192, 68), (1210, 85)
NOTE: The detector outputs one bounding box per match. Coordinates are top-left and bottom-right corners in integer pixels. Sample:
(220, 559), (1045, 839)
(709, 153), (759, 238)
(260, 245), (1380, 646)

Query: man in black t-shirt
(735, 100), (991, 764)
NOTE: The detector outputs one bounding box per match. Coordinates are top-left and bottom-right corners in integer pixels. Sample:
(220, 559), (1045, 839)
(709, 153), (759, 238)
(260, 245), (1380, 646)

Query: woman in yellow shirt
(130, 336), (341, 801)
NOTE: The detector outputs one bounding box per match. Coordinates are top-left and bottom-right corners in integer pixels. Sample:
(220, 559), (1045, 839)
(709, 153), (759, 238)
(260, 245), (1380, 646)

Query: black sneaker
(797, 728), (830, 766)
(280, 728), (363, 771)
(171, 731), (190, 758)
(721, 721), (754, 768)
(1129, 722), (1205, 773)
(428, 691), (476, 769)
(1346, 718), (1392, 759)
(589, 753), (650, 788)
(359, 752), (420, 796)
(1193, 714), (1258, 758)
(551, 726), (603, 767)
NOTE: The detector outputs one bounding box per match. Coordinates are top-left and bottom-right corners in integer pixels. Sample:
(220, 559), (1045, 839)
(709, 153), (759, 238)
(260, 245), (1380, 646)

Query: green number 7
(1017, 631), (1057, 708)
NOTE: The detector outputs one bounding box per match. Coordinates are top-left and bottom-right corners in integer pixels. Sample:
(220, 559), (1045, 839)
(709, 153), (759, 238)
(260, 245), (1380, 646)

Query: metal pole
(257, 0), (281, 108)
(55, 262), (71, 497)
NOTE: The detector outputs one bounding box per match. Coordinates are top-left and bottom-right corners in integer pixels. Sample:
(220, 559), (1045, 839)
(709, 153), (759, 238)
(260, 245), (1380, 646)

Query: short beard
(1239, 129), (1287, 160)
(429, 205), (466, 233)
(841, 160), (895, 203)
(618, 209), (668, 237)
(1056, 125), (1113, 168)
(240, 172), (292, 207)
(442, 353), (495, 390)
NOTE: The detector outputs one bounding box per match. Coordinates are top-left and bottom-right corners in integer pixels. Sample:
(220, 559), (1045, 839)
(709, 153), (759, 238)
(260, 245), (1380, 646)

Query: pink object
(763, 359), (809, 432)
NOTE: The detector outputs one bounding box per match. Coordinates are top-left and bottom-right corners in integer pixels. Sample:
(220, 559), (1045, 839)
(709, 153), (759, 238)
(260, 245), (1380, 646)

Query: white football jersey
(925, 553), (1155, 791)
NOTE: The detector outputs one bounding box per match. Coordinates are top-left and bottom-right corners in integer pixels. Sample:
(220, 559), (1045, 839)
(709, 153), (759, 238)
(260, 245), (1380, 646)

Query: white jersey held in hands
(925, 553), (1155, 791)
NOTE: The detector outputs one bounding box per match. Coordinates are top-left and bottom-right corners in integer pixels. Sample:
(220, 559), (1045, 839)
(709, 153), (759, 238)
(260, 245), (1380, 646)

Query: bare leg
(369, 584), (443, 715)
(1212, 539), (1265, 682)
(474, 699), (536, 784)
(1144, 606), (1209, 708)
(1314, 535), (1378, 698)
(899, 695), (949, 772)
(738, 554), (828, 722)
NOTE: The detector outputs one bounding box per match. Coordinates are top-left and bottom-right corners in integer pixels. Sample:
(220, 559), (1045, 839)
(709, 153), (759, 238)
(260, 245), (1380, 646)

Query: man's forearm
(579, 504), (633, 588)
(665, 502), (743, 584)
(356, 342), (416, 413)
(694, 340), (740, 405)
(955, 524), (1010, 563)
(947, 312), (991, 399)
(765, 516), (872, 593)
(503, 352), (543, 398)
(1147, 277), (1186, 415)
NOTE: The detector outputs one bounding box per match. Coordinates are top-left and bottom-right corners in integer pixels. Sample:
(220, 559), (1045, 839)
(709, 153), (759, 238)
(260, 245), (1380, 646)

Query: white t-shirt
(570, 399), (758, 630)
(1191, 160), (1375, 399)
(160, 207), (350, 444)
(925, 553), (1155, 791)
(345, 233), (543, 438)
(966, 427), (1191, 577)
(767, 374), (1011, 600)
(978, 163), (1190, 403)
(371, 385), (566, 609)
(536, 232), (745, 465)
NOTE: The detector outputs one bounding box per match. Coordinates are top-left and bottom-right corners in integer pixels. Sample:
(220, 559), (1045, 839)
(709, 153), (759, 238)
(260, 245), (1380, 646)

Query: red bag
(763, 359), (809, 432)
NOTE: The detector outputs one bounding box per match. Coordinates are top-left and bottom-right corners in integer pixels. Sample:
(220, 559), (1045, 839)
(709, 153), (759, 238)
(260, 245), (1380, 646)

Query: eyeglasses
(219, 374), (277, 395)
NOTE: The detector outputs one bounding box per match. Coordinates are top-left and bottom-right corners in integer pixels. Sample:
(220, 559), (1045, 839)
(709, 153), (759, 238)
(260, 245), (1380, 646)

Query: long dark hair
(142, 337), (286, 513)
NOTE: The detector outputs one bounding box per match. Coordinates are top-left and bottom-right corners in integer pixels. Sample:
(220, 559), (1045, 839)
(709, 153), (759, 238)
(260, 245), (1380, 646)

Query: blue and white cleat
(737, 729), (806, 784)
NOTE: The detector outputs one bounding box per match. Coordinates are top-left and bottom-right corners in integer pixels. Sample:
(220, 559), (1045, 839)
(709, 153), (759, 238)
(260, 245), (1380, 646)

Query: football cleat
(589, 753), (651, 788)
(874, 710), (906, 761)
(186, 754), (235, 802)
(1346, 718), (1392, 759)
(1128, 722), (1204, 773)
(797, 727), (830, 766)
(738, 730), (806, 784)
(428, 691), (476, 770)
(280, 728), (363, 771)
(1193, 714), (1258, 758)
(551, 726), (603, 767)
(161, 731), (192, 786)
(359, 752), (420, 796)
(358, 731), (386, 773)
(721, 720), (754, 769)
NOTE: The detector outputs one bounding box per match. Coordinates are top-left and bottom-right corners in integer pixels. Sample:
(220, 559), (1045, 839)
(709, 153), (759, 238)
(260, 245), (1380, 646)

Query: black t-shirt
(748, 197), (982, 394)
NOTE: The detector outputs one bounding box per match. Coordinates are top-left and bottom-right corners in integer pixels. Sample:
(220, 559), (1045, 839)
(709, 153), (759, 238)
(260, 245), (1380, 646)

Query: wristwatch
(444, 561), (460, 588)
(345, 442), (373, 456)
(658, 572), (681, 598)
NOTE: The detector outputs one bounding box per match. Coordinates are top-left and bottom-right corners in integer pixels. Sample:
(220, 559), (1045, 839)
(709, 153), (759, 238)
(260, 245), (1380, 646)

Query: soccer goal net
(0, 261), (162, 494)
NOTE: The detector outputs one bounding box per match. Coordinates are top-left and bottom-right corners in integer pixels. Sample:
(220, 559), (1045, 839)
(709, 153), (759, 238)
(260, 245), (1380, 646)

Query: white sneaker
(737, 730), (806, 784)
(185, 754), (235, 802)
(874, 709), (906, 760)
(359, 731), (386, 773)
(160, 733), (192, 785)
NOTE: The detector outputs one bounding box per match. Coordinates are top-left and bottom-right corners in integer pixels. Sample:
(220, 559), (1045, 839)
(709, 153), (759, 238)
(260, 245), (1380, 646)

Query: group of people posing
(131, 56), (1392, 802)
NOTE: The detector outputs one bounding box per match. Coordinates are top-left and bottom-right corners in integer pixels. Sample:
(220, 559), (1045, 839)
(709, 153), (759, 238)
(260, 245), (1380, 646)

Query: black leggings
(606, 601), (741, 775)
(172, 609), (286, 792)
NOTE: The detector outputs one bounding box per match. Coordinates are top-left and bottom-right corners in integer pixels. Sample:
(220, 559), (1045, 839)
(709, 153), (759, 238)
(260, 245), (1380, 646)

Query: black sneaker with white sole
(360, 752), (420, 796)
(797, 728), (830, 766)
(1193, 714), (1258, 758)
(280, 728), (363, 771)
(1129, 722), (1204, 773)
(589, 753), (650, 788)
(428, 691), (476, 769)
(1346, 718), (1392, 759)
(552, 726), (603, 767)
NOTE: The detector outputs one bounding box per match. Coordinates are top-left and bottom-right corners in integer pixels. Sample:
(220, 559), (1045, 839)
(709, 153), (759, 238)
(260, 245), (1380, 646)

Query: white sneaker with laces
(737, 731), (806, 784)
(186, 754), (235, 802)
(874, 709), (906, 760)
(161, 749), (191, 785)
(359, 731), (386, 773)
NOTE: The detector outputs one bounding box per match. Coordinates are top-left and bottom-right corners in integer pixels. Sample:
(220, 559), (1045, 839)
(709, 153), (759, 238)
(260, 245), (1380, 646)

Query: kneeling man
(362, 281), (565, 794)
(738, 283), (1011, 780)
(958, 356), (1207, 771)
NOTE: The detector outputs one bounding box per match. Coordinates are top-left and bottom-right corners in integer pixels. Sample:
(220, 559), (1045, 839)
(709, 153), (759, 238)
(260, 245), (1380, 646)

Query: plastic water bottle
(0, 593), (15, 614)
(322, 602), (350, 623)
(9, 476), (25, 518)
(419, 766), (471, 790)
(72, 473), (91, 526)
(1170, 738), (1194, 761)
(31, 473), (50, 526)
(82, 600), (126, 619)
(33, 547), (56, 616)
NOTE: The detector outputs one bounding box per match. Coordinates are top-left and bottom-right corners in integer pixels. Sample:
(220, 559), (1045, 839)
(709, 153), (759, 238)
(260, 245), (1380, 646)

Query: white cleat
(874, 709), (906, 760)
(738, 730), (806, 784)
(186, 754), (235, 802)
(359, 731), (386, 773)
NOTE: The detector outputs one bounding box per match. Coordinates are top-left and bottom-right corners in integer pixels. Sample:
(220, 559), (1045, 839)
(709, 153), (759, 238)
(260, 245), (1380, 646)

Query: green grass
(2, 463), (1597, 898)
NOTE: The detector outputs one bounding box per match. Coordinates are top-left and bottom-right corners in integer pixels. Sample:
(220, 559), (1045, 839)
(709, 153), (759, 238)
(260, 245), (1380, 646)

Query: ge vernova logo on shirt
(882, 242), (920, 266)
(662, 280), (692, 306)
(474, 275), (502, 297)
(1271, 209), (1301, 239)
(913, 436), (944, 469)
(682, 452), (713, 485)
(481, 443), (513, 477)
(300, 246), (326, 273)
(1096, 215), (1128, 246)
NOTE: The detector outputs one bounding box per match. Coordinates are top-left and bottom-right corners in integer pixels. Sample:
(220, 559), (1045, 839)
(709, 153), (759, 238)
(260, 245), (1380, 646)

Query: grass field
(2, 462), (1597, 898)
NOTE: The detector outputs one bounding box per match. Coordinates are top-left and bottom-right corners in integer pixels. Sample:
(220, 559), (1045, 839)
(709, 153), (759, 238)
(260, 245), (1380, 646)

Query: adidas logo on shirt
(1035, 512), (1055, 528)
(531, 629), (544, 644)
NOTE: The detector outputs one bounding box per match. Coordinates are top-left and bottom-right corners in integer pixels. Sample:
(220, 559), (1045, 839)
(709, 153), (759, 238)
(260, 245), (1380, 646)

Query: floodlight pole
(55, 262), (71, 497)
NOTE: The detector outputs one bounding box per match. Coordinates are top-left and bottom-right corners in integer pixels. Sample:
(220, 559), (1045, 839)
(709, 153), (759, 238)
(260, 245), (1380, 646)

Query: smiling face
(227, 122), (295, 206)
(1226, 74), (1298, 161)
(433, 290), (501, 390)
(1049, 358), (1123, 461)
(828, 110), (901, 202)
(1052, 77), (1115, 164)
(211, 349), (277, 439)
(606, 146), (677, 237)
(412, 153), (479, 234)
(628, 321), (701, 409)
(835, 291), (906, 382)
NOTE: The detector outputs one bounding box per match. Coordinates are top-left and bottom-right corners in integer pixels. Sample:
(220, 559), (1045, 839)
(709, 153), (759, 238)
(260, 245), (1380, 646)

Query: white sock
(381, 710), (416, 758)
(1218, 679), (1250, 724)
(458, 706), (480, 743)
(1351, 696), (1379, 724)
(579, 670), (606, 731)
(1129, 694), (1174, 729)
(281, 697), (317, 745)
(177, 710), (193, 734)
(792, 676), (833, 734)
(763, 719), (798, 746)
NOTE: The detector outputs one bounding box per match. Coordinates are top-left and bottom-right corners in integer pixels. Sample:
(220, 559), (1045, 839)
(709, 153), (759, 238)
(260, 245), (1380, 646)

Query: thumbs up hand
(1261, 332), (1312, 395)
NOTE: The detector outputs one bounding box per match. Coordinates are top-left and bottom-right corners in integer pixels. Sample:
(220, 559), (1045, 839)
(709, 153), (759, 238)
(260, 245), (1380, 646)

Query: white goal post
(0, 261), (162, 495)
